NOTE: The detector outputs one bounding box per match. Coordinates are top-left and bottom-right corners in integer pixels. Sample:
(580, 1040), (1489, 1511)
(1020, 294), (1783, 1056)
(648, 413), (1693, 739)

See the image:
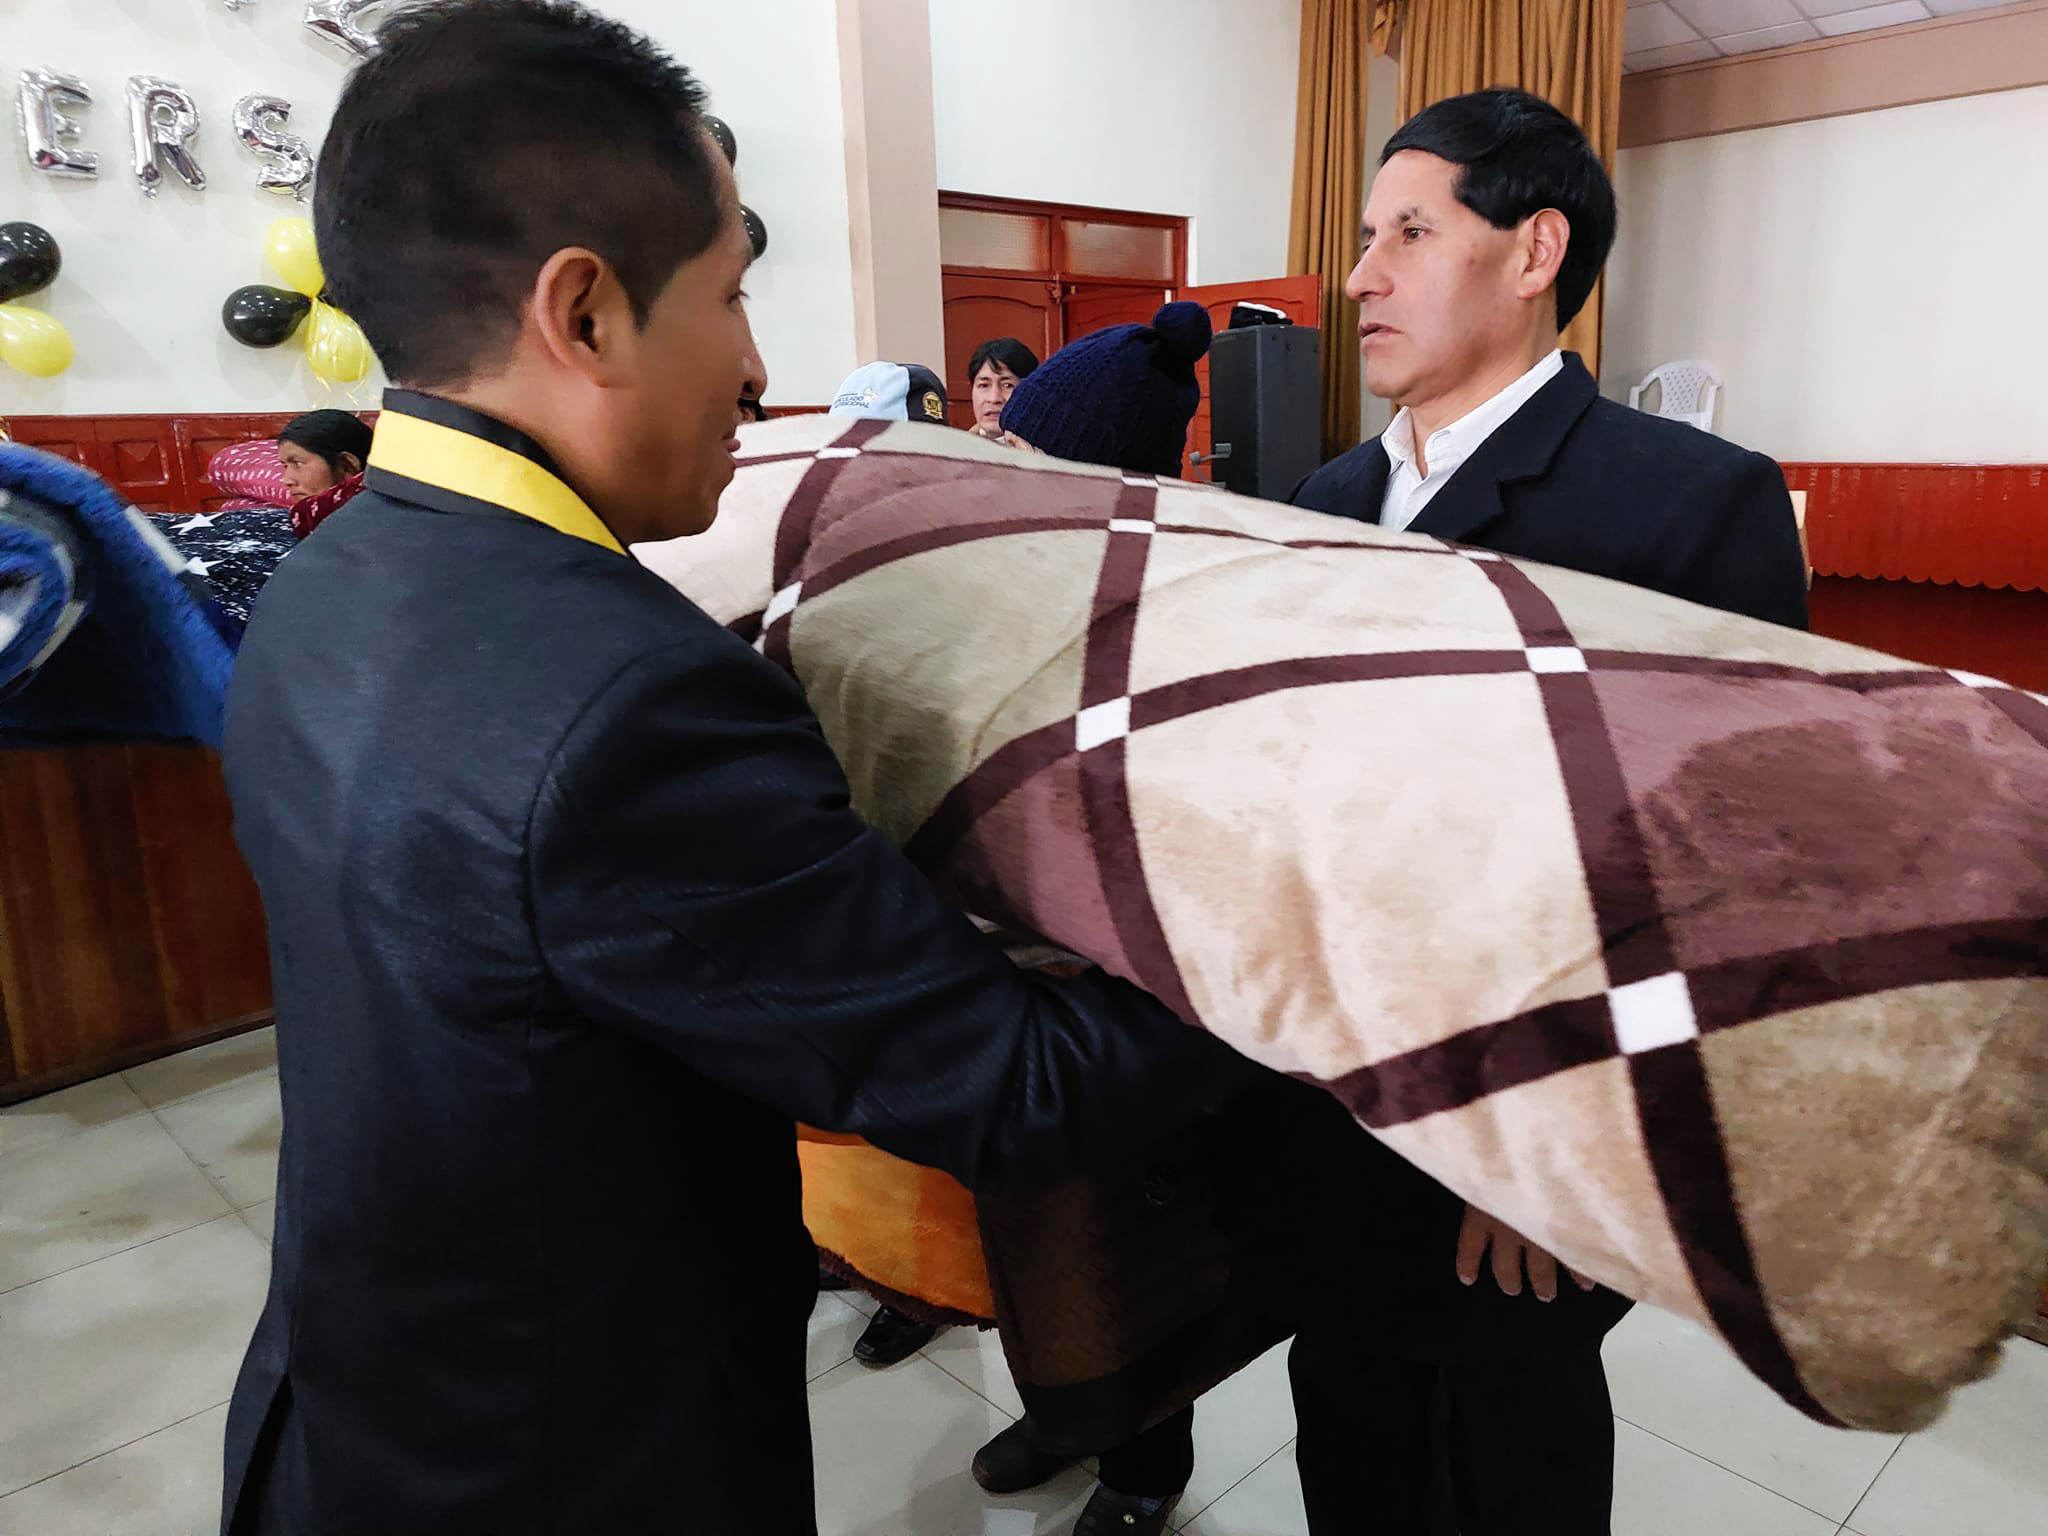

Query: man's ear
(1517, 209), (1572, 307)
(336, 451), (363, 477)
(528, 247), (633, 384)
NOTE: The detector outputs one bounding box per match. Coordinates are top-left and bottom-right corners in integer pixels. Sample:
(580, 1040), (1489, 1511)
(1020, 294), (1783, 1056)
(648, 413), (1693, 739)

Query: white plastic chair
(1628, 360), (1722, 433)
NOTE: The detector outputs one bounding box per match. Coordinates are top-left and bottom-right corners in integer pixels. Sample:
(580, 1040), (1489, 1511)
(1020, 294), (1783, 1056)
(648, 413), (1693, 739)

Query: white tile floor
(2, 1027), (2044, 1536)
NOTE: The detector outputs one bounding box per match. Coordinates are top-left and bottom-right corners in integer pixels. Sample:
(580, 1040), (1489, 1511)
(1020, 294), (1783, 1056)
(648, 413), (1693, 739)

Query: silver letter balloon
(234, 94), (314, 199)
(127, 77), (206, 197)
(304, 0), (402, 58)
(17, 68), (98, 180)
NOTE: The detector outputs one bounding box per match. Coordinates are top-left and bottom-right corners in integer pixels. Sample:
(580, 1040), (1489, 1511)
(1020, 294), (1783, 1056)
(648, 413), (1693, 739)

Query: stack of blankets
(640, 414), (2048, 1436)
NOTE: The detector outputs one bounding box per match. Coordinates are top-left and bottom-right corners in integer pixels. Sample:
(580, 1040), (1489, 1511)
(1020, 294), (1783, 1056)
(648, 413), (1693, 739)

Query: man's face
(1345, 151), (1531, 409)
(971, 361), (1021, 432)
(609, 158), (766, 541)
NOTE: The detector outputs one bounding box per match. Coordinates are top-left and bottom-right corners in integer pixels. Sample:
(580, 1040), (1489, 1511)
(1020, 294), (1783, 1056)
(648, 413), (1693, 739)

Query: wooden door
(1063, 283), (1170, 345)
(941, 274), (1062, 431)
(1175, 277), (1323, 478)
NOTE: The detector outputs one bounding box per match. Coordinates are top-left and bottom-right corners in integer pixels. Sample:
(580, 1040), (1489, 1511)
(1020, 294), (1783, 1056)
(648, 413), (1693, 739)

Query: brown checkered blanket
(640, 415), (2048, 1432)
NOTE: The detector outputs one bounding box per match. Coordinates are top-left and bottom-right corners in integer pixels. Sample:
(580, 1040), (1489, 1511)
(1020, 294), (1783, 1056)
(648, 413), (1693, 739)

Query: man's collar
(364, 389), (624, 555)
(1383, 349), (1565, 479)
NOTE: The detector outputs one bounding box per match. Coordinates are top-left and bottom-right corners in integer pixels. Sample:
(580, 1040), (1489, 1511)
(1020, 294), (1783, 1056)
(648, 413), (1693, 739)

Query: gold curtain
(1288, 0), (1376, 461)
(1390, 0), (1627, 374)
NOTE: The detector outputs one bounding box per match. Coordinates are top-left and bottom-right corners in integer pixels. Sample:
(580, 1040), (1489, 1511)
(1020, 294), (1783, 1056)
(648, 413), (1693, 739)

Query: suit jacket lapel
(1352, 442), (1393, 523)
(1405, 353), (1601, 546)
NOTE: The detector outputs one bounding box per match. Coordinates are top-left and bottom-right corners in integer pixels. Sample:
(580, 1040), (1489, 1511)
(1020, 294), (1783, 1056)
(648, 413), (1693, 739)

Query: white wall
(928, 0), (1303, 285)
(0, 1), (857, 416)
(1601, 84), (2048, 464)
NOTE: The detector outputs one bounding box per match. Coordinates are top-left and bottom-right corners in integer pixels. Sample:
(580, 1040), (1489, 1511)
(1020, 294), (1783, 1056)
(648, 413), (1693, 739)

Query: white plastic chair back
(1628, 360), (1722, 432)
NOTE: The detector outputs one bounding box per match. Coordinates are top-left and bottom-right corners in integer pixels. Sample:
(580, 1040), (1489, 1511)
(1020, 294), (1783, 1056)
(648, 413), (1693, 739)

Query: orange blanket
(797, 1128), (993, 1324)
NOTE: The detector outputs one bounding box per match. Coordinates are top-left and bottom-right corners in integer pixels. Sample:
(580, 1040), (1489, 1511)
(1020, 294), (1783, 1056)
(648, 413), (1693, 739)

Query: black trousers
(1095, 1405), (1198, 1498)
(1289, 1330), (1617, 1535)
(1216, 1077), (1633, 1536)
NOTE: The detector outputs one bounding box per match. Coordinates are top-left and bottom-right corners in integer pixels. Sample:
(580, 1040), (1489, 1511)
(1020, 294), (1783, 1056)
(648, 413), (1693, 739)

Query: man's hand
(1455, 1203), (1595, 1302)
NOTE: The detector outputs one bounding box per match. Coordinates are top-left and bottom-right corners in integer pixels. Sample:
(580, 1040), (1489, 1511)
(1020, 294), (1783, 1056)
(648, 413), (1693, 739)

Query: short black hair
(968, 338), (1040, 383)
(316, 0), (729, 387)
(1381, 88), (1617, 331)
(278, 410), (373, 473)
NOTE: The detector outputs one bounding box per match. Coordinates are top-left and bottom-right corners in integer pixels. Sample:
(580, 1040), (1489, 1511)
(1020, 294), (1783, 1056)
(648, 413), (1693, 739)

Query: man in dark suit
(216, 5), (1239, 1533)
(1285, 89), (1807, 1535)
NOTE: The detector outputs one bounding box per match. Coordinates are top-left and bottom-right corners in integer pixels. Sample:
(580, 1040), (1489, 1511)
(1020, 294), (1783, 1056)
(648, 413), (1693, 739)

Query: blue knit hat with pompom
(999, 301), (1212, 476)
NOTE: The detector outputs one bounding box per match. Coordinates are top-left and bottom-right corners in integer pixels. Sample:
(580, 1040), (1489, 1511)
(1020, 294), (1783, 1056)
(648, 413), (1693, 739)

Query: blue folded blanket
(0, 443), (238, 748)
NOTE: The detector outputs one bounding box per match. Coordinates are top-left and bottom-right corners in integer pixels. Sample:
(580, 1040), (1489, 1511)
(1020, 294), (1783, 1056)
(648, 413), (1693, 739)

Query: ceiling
(1624, 0), (2016, 73)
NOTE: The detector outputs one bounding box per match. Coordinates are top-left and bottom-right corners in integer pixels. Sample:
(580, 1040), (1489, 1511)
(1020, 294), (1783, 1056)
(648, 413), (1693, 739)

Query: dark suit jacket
(218, 396), (1234, 1535)
(1273, 355), (1808, 1355)
(1292, 353), (1809, 630)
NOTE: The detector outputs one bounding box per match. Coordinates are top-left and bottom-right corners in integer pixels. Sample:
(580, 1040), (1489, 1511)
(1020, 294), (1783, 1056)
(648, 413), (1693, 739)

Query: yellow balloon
(303, 301), (372, 384)
(266, 216), (325, 298)
(0, 304), (74, 377)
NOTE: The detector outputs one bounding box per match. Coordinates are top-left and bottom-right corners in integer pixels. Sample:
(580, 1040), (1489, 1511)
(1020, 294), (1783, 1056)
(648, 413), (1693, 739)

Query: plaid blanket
(642, 415), (2048, 1433)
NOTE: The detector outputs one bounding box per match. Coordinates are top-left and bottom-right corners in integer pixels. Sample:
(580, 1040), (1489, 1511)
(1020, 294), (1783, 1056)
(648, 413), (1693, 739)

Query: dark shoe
(852, 1306), (939, 1366)
(971, 1419), (1080, 1493)
(1073, 1484), (1179, 1536)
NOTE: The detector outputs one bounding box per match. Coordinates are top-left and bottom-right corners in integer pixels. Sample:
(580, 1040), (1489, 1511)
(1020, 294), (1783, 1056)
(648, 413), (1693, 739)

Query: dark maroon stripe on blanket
(1318, 915), (2048, 1133)
(801, 516), (1115, 608)
(770, 418), (890, 592)
(1685, 917), (2048, 1033)
(1476, 555), (1575, 649)
(733, 449), (838, 469)
(1079, 737), (1199, 1022)
(1582, 651), (1821, 684)
(1479, 565), (1676, 987)
(1831, 668), (1962, 693)
(1321, 994), (1619, 1129)
(1082, 483), (1159, 709)
(909, 650), (1532, 867)
(1539, 668), (1677, 987)
(1984, 686), (2048, 749)
(1130, 651), (1529, 731)
(760, 419), (890, 668)
(1472, 559), (1822, 1422)
(1068, 479), (1197, 1019)
(905, 718), (1074, 870)
(727, 610), (766, 643)
(1628, 1045), (1844, 1427)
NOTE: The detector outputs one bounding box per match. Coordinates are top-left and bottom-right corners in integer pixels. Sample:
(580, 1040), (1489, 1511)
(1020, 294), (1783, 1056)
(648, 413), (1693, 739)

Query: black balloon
(222, 284), (312, 348)
(705, 114), (737, 165)
(0, 222), (61, 305)
(741, 204), (768, 261)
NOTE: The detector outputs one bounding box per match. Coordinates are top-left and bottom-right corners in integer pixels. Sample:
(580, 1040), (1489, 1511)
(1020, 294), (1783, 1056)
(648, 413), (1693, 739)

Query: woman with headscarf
(277, 410), (374, 539)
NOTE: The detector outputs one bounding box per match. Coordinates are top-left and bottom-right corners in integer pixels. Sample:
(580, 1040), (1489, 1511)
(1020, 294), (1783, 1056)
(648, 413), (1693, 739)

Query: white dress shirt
(1378, 349), (1565, 533)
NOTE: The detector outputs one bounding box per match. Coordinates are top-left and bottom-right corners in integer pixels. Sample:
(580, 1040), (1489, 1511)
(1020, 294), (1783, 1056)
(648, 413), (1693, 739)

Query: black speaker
(1202, 324), (1321, 501)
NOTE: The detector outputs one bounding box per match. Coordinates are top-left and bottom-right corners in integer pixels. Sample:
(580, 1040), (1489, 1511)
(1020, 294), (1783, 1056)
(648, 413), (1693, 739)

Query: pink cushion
(205, 440), (293, 504)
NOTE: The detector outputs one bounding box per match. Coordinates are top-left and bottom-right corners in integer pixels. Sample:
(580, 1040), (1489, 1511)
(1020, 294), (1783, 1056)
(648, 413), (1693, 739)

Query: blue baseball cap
(828, 361), (949, 424)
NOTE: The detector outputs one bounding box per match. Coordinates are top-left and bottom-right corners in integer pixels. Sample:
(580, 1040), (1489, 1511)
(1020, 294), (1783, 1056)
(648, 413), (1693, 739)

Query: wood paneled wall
(0, 745), (272, 1104)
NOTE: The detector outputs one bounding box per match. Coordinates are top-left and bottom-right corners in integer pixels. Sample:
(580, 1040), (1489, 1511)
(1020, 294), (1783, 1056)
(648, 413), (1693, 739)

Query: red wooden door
(942, 274), (1062, 431)
(1063, 283), (1171, 344)
(1175, 277), (1323, 478)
